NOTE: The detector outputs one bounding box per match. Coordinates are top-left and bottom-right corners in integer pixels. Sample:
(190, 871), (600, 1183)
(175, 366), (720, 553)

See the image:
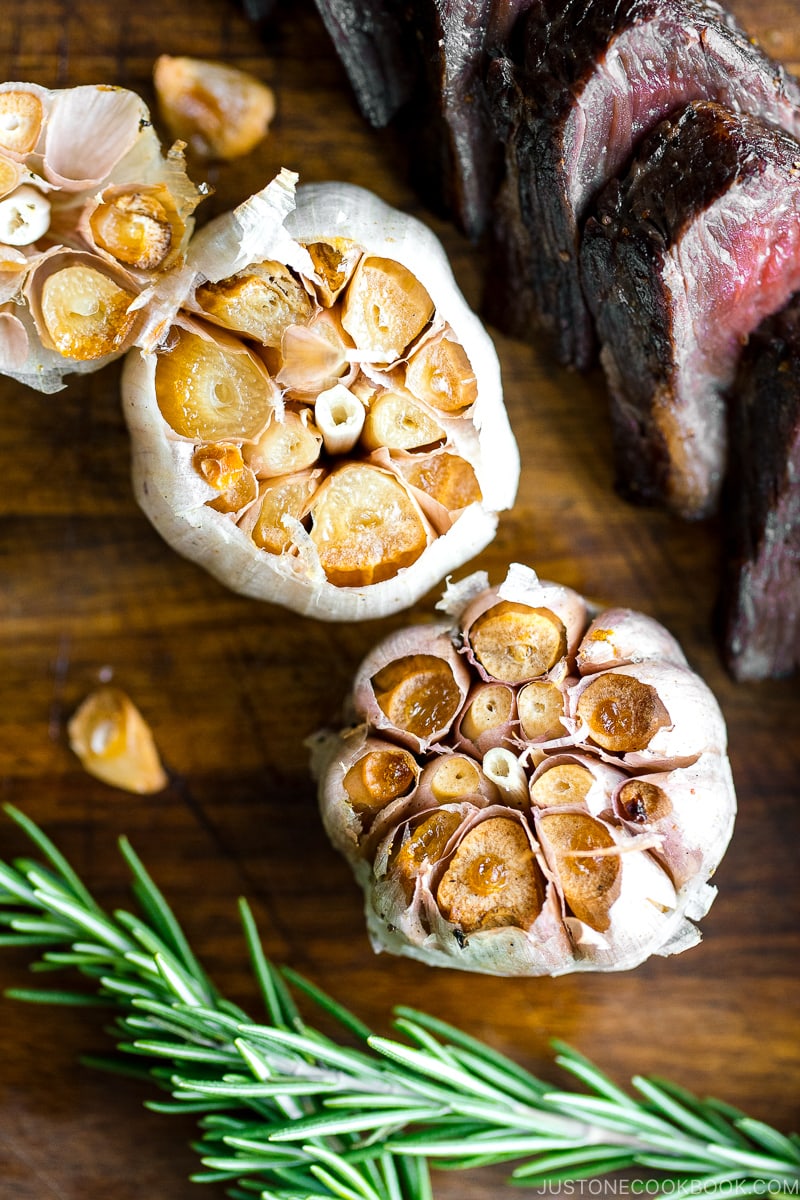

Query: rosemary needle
(1, 802), (798, 1200)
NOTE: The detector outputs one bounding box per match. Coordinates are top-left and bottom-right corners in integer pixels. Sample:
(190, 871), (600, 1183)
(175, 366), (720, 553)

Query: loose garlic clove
(307, 463), (431, 586)
(341, 256), (434, 362)
(315, 562), (735, 975)
(68, 687), (168, 795)
(405, 333), (478, 414)
(0, 184), (50, 245)
(243, 410), (323, 479)
(468, 601), (568, 684)
(361, 389), (445, 452)
(153, 55), (275, 161)
(315, 384), (365, 454)
(437, 817), (545, 933)
(155, 324), (274, 441)
(0, 88), (45, 156)
(195, 261), (315, 347)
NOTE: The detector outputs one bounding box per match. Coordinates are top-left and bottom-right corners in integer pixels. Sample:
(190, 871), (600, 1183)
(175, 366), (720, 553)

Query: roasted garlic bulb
(314, 564), (736, 975)
(0, 80), (203, 391)
(123, 170), (519, 620)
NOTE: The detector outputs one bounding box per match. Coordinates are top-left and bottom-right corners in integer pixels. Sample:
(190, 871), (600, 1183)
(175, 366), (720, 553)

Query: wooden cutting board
(1, 1), (799, 1196)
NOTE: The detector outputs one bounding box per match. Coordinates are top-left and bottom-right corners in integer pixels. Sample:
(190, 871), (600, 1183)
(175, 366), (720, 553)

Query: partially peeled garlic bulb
(314, 563), (736, 976)
(123, 170), (519, 620)
(0, 79), (203, 392)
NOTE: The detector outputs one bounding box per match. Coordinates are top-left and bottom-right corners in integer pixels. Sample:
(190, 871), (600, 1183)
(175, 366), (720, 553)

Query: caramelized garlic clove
(341, 255), (434, 362)
(344, 745), (419, 814)
(193, 442), (258, 514)
(396, 450), (482, 513)
(529, 753), (625, 816)
(195, 260), (315, 347)
(436, 816), (545, 933)
(517, 679), (569, 742)
(392, 809), (464, 900)
(307, 463), (431, 587)
(0, 87), (45, 156)
(361, 388), (445, 452)
(27, 252), (140, 362)
(314, 384), (365, 454)
(248, 471), (320, 554)
(155, 323), (274, 441)
(243, 410), (322, 479)
(575, 672), (671, 754)
(154, 55), (275, 161)
(68, 687), (168, 795)
(468, 600), (568, 685)
(535, 810), (621, 932)
(303, 238), (362, 306)
(577, 607), (689, 675)
(418, 753), (497, 806)
(89, 188), (176, 272)
(405, 333), (477, 414)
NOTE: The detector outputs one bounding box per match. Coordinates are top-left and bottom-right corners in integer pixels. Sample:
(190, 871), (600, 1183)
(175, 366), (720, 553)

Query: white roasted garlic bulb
(0, 80), (203, 391)
(313, 563), (736, 976)
(122, 169), (520, 620)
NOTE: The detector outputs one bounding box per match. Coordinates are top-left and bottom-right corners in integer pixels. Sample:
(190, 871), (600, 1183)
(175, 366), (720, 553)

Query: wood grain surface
(1, 2), (799, 1197)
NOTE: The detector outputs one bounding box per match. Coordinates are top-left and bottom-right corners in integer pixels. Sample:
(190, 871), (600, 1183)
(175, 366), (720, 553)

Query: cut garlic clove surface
(68, 686), (168, 795)
(0, 85), (46, 156)
(341, 255), (434, 362)
(195, 260), (315, 347)
(27, 251), (140, 362)
(314, 563), (736, 976)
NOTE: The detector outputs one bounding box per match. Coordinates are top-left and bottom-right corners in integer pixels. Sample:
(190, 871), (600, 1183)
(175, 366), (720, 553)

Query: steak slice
(579, 101), (800, 521)
(487, 0), (800, 369)
(720, 294), (800, 682)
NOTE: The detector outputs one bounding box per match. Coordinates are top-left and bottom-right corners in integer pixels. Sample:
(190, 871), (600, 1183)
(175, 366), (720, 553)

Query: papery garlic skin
(314, 563), (736, 976)
(0, 80), (203, 392)
(123, 172), (520, 621)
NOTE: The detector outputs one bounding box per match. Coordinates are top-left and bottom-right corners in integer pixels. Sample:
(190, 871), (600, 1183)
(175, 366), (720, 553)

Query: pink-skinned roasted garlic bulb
(0, 80), (203, 391)
(313, 564), (736, 976)
(122, 169), (519, 620)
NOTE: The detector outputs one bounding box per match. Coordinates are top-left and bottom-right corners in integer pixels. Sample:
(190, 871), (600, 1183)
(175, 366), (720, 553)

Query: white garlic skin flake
(123, 172), (520, 621)
(0, 80), (203, 392)
(314, 563), (737, 976)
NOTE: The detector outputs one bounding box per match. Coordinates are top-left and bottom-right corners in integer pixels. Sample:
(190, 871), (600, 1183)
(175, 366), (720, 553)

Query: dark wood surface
(1, 2), (799, 1196)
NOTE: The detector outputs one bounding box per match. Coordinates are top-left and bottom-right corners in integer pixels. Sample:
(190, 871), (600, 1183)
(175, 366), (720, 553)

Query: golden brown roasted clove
(436, 817), (545, 932)
(153, 55), (275, 161)
(469, 601), (567, 684)
(68, 687), (168, 795)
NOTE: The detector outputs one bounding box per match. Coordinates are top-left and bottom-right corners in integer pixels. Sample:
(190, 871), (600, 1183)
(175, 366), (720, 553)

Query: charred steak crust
(488, 0), (800, 369)
(721, 295), (800, 682)
(580, 100), (800, 521)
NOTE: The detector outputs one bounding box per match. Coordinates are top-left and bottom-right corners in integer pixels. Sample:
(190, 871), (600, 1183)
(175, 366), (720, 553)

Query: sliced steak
(720, 294), (800, 681)
(487, 0), (800, 369)
(579, 101), (800, 521)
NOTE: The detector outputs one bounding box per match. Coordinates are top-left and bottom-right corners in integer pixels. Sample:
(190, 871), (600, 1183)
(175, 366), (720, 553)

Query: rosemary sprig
(1, 802), (798, 1200)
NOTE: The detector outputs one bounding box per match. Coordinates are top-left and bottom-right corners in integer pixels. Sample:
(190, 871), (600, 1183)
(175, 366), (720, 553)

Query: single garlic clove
(195, 260), (315, 347)
(0, 184), (50, 246)
(482, 748), (530, 809)
(0, 87), (45, 156)
(341, 255), (434, 362)
(314, 383), (365, 455)
(575, 671), (671, 754)
(275, 308), (353, 395)
(243, 410), (323, 479)
(155, 323), (274, 442)
(303, 238), (362, 306)
(192, 441), (247, 492)
(360, 388), (445, 452)
(468, 600), (568, 685)
(392, 808), (464, 901)
(418, 753), (498, 806)
(436, 816), (545, 933)
(68, 687), (168, 795)
(529, 753), (626, 816)
(153, 55), (275, 161)
(405, 332), (478, 413)
(517, 678), (569, 742)
(27, 252), (140, 362)
(460, 683), (515, 745)
(577, 607), (689, 675)
(344, 745), (420, 814)
(248, 471), (320, 555)
(307, 463), (432, 587)
(395, 449), (482, 515)
(535, 810), (621, 932)
(90, 189), (174, 272)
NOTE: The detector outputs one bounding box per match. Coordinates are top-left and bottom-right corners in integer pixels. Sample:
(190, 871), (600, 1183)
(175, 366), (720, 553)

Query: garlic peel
(315, 563), (737, 976)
